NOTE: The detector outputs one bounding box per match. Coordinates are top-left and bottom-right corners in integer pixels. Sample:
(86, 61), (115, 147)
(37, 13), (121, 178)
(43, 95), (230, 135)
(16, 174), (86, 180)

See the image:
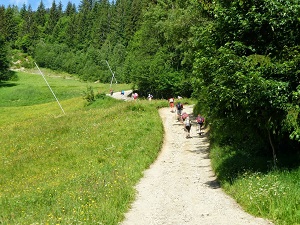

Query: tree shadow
(204, 179), (220, 189)
(0, 82), (17, 88)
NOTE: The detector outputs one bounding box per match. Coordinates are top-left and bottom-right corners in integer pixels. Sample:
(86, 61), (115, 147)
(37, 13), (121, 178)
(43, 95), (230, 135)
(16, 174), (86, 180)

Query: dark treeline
(0, 0), (299, 166)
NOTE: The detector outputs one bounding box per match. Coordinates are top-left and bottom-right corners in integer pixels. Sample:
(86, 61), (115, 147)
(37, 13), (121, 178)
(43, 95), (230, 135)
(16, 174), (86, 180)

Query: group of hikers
(114, 90), (152, 101)
(109, 90), (205, 138)
(169, 97), (205, 139)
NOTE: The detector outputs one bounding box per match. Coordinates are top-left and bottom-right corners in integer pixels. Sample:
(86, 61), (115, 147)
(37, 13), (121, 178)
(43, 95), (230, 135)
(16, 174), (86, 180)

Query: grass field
(0, 70), (168, 224)
(0, 68), (130, 108)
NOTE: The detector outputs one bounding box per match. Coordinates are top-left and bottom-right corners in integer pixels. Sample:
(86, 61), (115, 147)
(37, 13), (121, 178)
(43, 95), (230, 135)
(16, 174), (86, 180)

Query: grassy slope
(0, 71), (167, 224)
(0, 69), (130, 108)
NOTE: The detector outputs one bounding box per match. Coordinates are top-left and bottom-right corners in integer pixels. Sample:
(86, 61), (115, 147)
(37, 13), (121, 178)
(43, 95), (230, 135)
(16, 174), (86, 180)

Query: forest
(0, 0), (300, 167)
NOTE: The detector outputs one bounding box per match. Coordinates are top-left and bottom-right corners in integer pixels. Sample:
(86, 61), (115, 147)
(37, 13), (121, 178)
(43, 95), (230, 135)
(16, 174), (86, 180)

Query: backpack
(185, 118), (191, 126)
(176, 103), (183, 110)
(197, 116), (204, 124)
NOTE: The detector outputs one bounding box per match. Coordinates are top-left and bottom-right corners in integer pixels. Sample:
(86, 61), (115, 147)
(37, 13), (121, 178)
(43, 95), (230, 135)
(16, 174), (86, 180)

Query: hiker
(196, 114), (205, 134)
(121, 90), (125, 95)
(148, 94), (153, 101)
(110, 89), (113, 96)
(133, 92), (138, 100)
(181, 112), (188, 121)
(183, 116), (192, 138)
(176, 102), (183, 121)
(169, 97), (175, 112)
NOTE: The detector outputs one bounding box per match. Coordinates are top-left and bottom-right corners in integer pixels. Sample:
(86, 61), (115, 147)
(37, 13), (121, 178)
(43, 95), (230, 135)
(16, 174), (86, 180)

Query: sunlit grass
(0, 98), (166, 224)
(0, 71), (166, 224)
(223, 170), (300, 225)
(210, 144), (300, 225)
(0, 70), (131, 107)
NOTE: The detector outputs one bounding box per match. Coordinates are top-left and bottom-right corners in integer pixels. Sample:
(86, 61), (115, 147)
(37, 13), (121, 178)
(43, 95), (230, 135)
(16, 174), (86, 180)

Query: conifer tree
(57, 1), (63, 18)
(76, 0), (94, 48)
(65, 1), (76, 16)
(46, 0), (59, 35)
(0, 6), (5, 38)
(90, 0), (111, 48)
(20, 3), (27, 19)
(0, 36), (10, 81)
(16, 4), (35, 52)
(35, 1), (46, 27)
(65, 14), (78, 48)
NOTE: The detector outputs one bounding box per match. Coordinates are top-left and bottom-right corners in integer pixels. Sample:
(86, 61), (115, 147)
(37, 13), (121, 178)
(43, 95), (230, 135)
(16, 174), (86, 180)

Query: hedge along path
(121, 105), (274, 225)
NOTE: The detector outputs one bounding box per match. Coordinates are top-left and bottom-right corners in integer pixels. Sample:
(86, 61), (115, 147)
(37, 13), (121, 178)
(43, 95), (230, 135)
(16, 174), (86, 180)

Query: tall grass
(0, 71), (168, 224)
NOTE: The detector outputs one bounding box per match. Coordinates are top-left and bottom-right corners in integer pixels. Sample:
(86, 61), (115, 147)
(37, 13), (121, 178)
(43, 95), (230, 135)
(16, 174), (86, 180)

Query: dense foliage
(192, 0), (300, 165)
(0, 0), (299, 165)
(0, 36), (12, 81)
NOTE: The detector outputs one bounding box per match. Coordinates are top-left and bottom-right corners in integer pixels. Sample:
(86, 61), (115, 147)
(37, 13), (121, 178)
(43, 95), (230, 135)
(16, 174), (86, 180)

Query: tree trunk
(268, 129), (277, 168)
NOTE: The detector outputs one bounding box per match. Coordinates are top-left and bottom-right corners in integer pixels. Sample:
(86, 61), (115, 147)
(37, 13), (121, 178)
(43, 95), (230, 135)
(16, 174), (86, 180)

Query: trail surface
(120, 104), (274, 225)
(107, 90), (133, 101)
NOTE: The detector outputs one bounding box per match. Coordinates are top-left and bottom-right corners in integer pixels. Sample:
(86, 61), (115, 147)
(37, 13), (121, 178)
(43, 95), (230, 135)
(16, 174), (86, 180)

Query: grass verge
(210, 144), (300, 225)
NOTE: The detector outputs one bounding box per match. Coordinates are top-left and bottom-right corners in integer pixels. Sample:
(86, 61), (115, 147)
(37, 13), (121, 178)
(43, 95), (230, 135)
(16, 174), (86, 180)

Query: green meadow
(0, 70), (167, 224)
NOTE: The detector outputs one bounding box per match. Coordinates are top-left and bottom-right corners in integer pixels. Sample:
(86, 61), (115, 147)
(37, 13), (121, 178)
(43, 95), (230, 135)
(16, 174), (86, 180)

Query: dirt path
(107, 90), (133, 101)
(121, 105), (274, 225)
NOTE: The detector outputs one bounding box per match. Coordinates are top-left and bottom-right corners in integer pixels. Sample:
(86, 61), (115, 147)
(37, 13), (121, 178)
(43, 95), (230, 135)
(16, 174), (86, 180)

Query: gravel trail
(120, 104), (273, 225)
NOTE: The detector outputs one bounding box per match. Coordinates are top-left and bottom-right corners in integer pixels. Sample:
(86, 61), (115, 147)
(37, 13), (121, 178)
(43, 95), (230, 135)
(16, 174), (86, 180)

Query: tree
(35, 1), (47, 27)
(16, 4), (35, 52)
(0, 7), (6, 41)
(90, 0), (111, 48)
(76, 0), (94, 48)
(65, 1), (76, 16)
(46, 0), (60, 36)
(0, 36), (11, 81)
(212, 0), (300, 57)
(192, 0), (300, 164)
(123, 0), (198, 97)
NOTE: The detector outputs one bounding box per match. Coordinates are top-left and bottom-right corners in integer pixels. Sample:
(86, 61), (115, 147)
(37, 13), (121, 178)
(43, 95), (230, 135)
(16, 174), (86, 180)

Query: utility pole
(104, 60), (117, 89)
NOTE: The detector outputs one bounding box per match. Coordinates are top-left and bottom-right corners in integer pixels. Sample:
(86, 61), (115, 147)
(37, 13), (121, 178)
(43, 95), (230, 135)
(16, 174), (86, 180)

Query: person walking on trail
(176, 102), (183, 121)
(133, 93), (139, 100)
(148, 94), (153, 101)
(196, 114), (205, 135)
(168, 97), (175, 112)
(181, 112), (188, 121)
(184, 116), (192, 138)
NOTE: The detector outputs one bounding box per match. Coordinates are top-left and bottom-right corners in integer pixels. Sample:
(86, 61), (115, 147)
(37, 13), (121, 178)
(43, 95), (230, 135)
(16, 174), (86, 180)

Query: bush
(83, 86), (95, 104)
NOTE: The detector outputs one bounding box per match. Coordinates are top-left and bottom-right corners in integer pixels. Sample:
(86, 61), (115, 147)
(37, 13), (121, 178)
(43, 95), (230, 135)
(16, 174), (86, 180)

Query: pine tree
(76, 0), (94, 48)
(20, 3), (27, 19)
(65, 1), (76, 16)
(57, 1), (63, 19)
(65, 14), (78, 48)
(90, 0), (111, 48)
(4, 6), (21, 43)
(35, 1), (46, 27)
(16, 4), (35, 52)
(0, 6), (5, 38)
(46, 0), (59, 35)
(0, 36), (10, 81)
